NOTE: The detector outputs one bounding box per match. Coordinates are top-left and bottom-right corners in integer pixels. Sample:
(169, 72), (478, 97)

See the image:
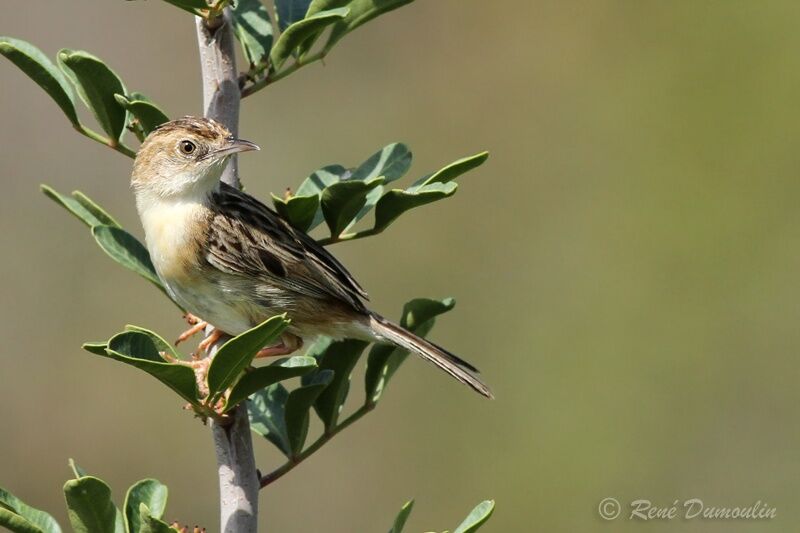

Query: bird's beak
(208, 138), (260, 160)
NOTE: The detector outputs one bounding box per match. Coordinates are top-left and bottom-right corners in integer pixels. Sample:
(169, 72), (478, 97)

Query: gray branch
(196, 9), (242, 188)
(196, 10), (259, 532)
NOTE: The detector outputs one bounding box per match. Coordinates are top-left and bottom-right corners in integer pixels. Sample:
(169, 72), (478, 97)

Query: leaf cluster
(273, 143), (488, 244)
(0, 468), (493, 533)
(0, 37), (169, 156)
(1, 462), (175, 533)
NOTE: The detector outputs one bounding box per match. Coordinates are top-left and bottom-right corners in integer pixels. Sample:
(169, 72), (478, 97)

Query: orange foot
(194, 328), (223, 359)
(255, 333), (303, 358)
(175, 313), (208, 346)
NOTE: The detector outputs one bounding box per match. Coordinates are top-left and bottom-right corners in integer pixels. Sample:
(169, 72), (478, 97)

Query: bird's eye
(179, 140), (197, 155)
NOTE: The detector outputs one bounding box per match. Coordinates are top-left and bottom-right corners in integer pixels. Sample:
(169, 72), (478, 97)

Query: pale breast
(141, 200), (206, 284)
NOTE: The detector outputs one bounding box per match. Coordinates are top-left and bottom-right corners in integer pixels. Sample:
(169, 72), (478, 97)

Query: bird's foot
(175, 319), (208, 346)
(255, 333), (303, 358)
(194, 328), (223, 359)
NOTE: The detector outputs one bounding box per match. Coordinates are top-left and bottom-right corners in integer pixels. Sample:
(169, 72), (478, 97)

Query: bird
(131, 116), (493, 399)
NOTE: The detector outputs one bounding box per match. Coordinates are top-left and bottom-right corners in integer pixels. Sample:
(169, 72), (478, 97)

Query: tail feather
(368, 313), (494, 399)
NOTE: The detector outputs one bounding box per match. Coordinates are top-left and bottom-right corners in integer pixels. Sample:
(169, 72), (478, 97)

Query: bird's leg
(255, 333), (303, 358)
(175, 313), (208, 346)
(195, 328), (223, 359)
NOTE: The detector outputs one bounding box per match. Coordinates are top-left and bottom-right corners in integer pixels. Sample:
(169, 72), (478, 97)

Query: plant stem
(196, 9), (258, 532)
(75, 124), (136, 158)
(259, 402), (375, 488)
(241, 50), (327, 98)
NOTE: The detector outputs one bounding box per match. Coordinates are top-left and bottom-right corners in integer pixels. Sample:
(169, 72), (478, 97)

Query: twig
(259, 402), (375, 488)
(241, 50), (327, 98)
(74, 124), (136, 158)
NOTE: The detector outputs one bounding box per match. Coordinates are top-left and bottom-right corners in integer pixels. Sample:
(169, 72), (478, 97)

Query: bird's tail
(368, 313), (494, 399)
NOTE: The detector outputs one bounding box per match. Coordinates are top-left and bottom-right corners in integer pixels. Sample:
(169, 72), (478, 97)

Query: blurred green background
(2, 1), (800, 531)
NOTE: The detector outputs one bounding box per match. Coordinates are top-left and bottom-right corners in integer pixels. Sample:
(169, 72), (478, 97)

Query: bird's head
(131, 116), (259, 200)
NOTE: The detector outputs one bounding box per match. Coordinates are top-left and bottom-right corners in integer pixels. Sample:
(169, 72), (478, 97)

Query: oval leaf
(453, 500), (495, 533)
(321, 176), (383, 237)
(58, 49), (127, 141)
(248, 384), (291, 456)
(389, 499), (414, 533)
(41, 185), (109, 228)
(0, 509), (43, 533)
(304, 339), (367, 430)
(0, 37), (78, 125)
(325, 0), (413, 51)
(274, 0), (313, 30)
(0, 488), (61, 533)
(351, 143), (411, 184)
(63, 477), (123, 533)
(114, 94), (169, 137)
(207, 315), (290, 398)
(233, 0), (274, 67)
(91, 225), (163, 290)
(270, 8), (349, 70)
(272, 193), (319, 232)
(225, 355), (317, 411)
(70, 191), (121, 227)
(285, 370), (333, 455)
(98, 330), (199, 405)
(124, 480), (167, 533)
(409, 151), (488, 192)
(373, 182), (457, 233)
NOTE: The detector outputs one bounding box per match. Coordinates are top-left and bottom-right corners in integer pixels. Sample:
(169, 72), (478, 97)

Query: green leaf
(305, 0), (349, 18)
(351, 143), (411, 184)
(365, 297), (455, 403)
(225, 355), (317, 411)
(343, 142), (410, 229)
(58, 49), (128, 142)
(296, 164), (346, 196)
(285, 370), (333, 455)
(389, 499), (414, 533)
(409, 151), (488, 192)
(295, 164), (347, 230)
(124, 325), (180, 361)
(160, 0), (209, 16)
(124, 480), (167, 533)
(272, 193), (319, 232)
(0, 488), (61, 533)
(137, 505), (175, 533)
(296, 0), (350, 56)
(373, 182), (457, 233)
(321, 176), (383, 237)
(305, 339), (368, 430)
(270, 8), (349, 70)
(41, 185), (114, 228)
(63, 477), (123, 533)
(453, 500), (495, 533)
(93, 330), (199, 405)
(0, 509), (43, 533)
(325, 0), (413, 51)
(91, 225), (164, 291)
(274, 0), (313, 31)
(70, 191), (121, 228)
(233, 0), (274, 68)
(114, 94), (169, 138)
(0, 37), (78, 125)
(207, 315), (290, 398)
(248, 384), (291, 455)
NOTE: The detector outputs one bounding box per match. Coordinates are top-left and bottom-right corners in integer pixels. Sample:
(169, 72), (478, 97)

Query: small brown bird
(131, 117), (492, 398)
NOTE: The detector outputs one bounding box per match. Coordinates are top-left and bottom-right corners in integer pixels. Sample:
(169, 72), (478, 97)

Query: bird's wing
(204, 182), (368, 311)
